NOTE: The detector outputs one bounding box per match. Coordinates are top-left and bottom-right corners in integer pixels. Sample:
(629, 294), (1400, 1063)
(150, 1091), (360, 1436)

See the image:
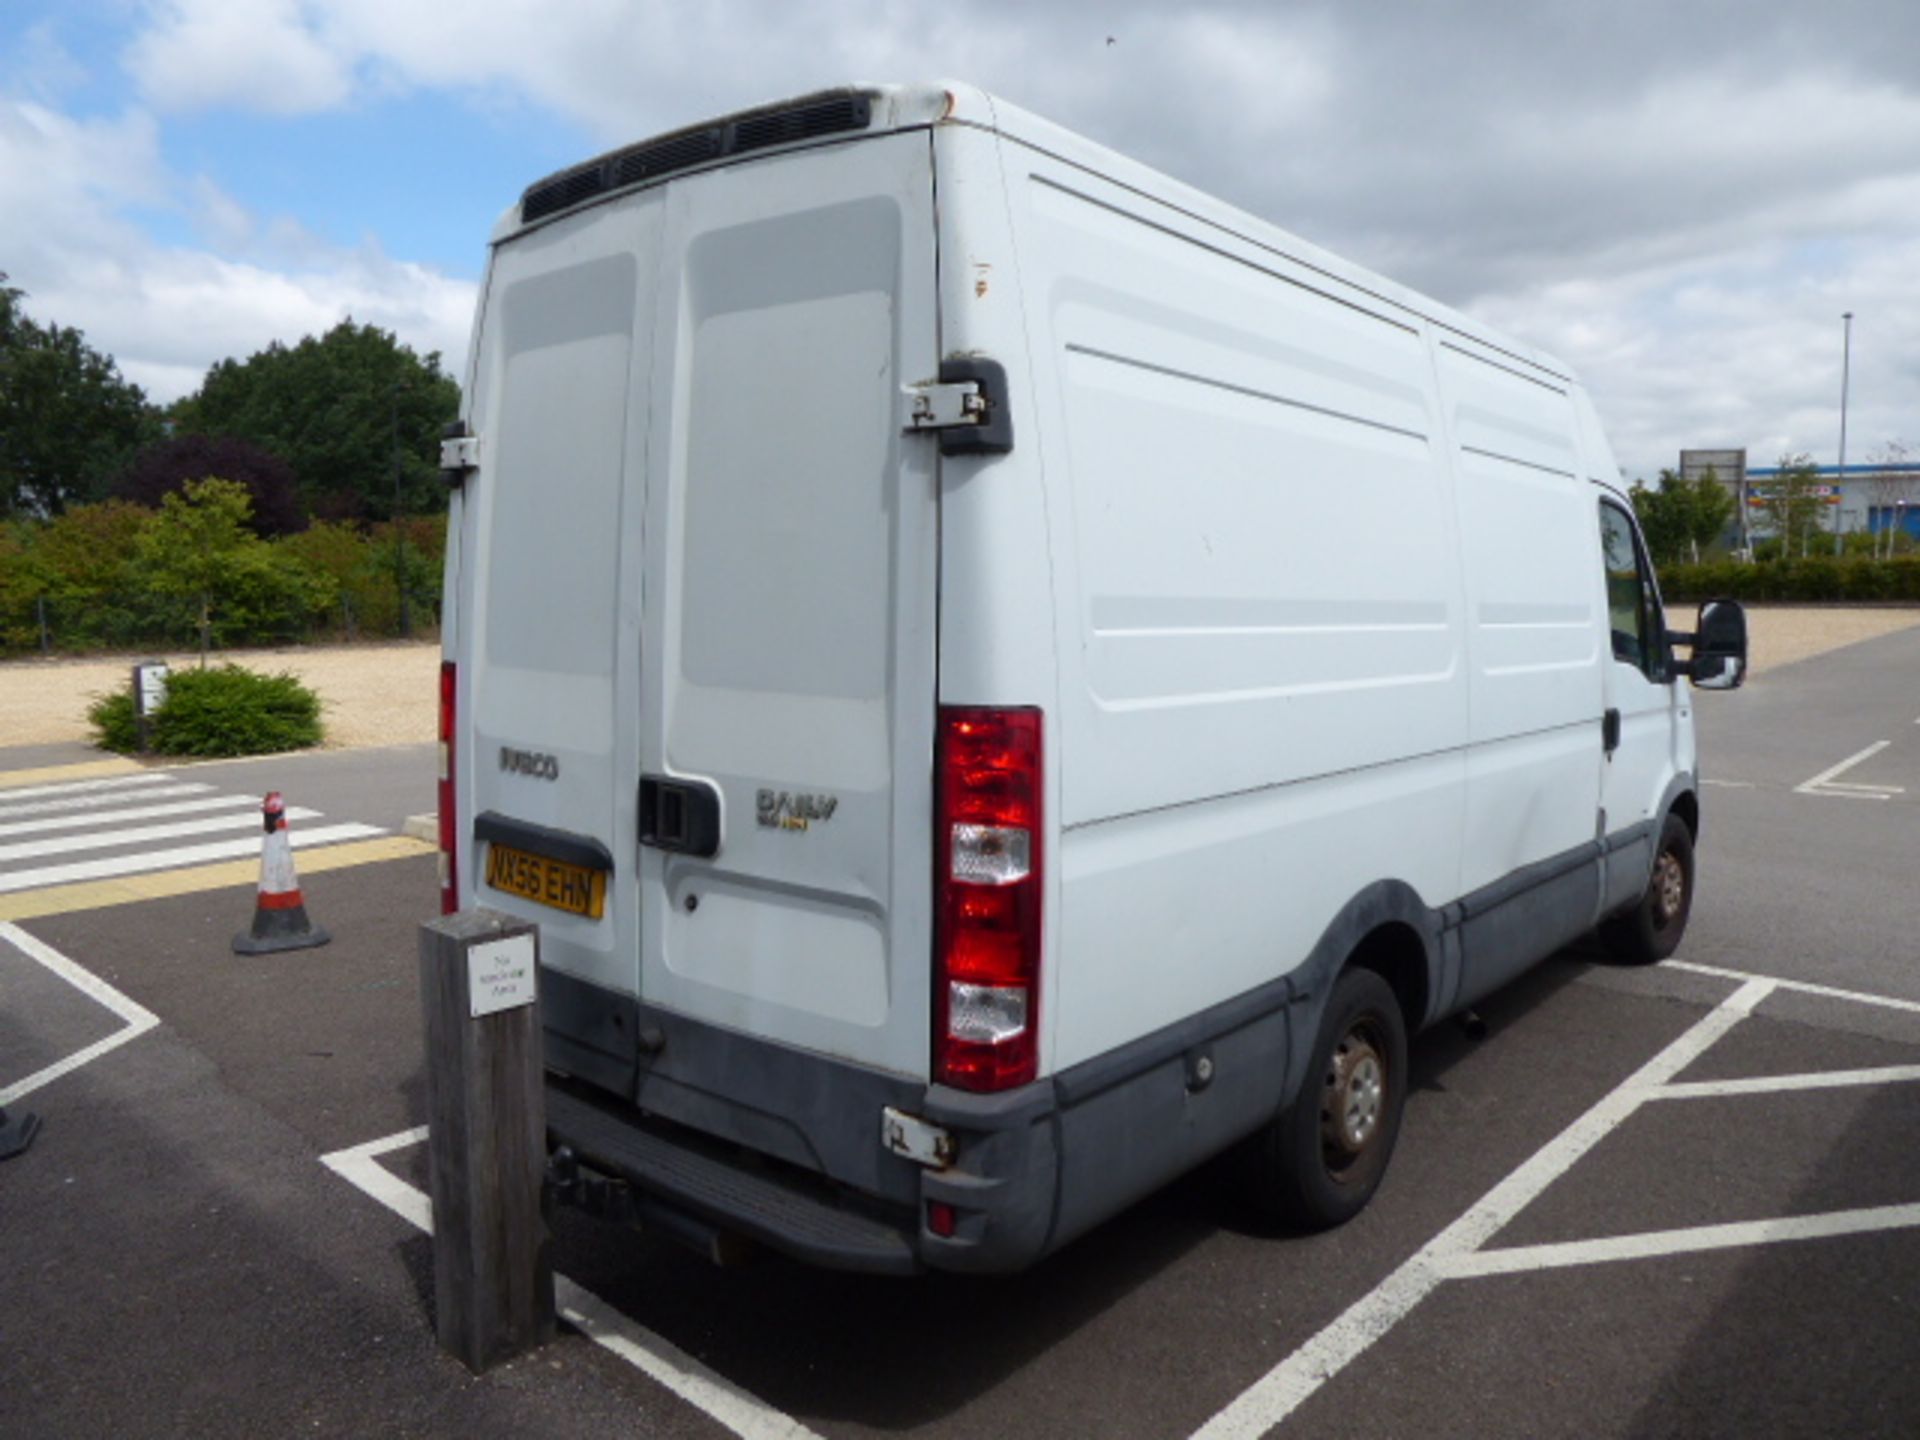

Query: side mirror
(1688, 598), (1747, 690)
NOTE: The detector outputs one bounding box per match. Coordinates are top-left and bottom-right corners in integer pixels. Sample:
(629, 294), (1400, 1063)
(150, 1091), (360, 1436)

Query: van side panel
(996, 148), (1470, 1072)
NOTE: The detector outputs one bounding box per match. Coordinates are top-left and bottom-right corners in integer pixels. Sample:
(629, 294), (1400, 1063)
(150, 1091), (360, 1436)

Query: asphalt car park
(4, 622), (1919, 1438)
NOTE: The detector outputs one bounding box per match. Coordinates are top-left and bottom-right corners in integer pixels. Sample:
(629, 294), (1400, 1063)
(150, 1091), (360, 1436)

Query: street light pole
(1835, 311), (1853, 557)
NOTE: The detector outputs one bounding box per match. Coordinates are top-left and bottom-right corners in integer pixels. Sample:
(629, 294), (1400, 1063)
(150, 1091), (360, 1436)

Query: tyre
(1245, 965), (1408, 1230)
(1599, 813), (1694, 964)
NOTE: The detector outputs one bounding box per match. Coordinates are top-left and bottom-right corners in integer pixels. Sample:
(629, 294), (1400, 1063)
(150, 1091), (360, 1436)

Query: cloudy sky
(3, 0), (1915, 480)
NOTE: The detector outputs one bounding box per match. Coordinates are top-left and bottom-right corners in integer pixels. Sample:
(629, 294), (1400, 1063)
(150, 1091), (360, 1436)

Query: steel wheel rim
(1321, 1021), (1387, 1166)
(1652, 848), (1685, 927)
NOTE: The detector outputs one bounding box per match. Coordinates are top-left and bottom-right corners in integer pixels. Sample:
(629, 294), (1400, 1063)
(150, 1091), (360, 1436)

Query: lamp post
(1835, 311), (1853, 556)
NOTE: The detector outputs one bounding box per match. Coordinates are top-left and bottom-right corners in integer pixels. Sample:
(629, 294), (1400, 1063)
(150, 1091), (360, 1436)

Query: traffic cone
(232, 791), (331, 954)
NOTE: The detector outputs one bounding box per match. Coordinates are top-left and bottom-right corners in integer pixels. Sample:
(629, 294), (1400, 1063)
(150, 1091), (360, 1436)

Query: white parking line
(1442, 1204), (1920, 1280)
(1654, 1064), (1920, 1100)
(1190, 978), (1775, 1440)
(0, 921), (160, 1106)
(320, 1129), (825, 1440)
(1668, 959), (1920, 1016)
(1194, 958), (1920, 1439)
(320, 1127), (432, 1230)
(1795, 740), (1903, 799)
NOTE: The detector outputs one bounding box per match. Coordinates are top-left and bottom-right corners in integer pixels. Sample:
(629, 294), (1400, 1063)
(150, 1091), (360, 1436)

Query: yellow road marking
(0, 758), (145, 790)
(0, 836), (433, 921)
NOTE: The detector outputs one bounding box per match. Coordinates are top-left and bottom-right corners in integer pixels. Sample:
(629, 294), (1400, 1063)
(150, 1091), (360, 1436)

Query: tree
(113, 433), (308, 536)
(0, 275), (162, 518)
(8, 501), (153, 650)
(1630, 473), (1691, 567)
(1865, 441), (1913, 560)
(1629, 469), (1735, 567)
(1755, 453), (1828, 556)
(172, 320), (459, 522)
(1682, 466), (1736, 562)
(129, 478), (330, 659)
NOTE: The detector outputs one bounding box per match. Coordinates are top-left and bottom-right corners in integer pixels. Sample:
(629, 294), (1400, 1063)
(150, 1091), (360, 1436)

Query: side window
(1598, 500), (1665, 681)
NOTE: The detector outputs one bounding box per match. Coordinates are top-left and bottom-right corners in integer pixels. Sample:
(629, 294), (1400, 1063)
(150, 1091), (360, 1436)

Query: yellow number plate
(485, 843), (606, 919)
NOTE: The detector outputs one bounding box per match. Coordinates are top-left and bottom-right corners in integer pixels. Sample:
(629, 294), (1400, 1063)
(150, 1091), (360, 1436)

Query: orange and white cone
(232, 791), (331, 954)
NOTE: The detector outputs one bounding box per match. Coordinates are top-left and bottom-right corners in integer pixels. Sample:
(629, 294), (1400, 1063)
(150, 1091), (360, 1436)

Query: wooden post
(419, 908), (555, 1372)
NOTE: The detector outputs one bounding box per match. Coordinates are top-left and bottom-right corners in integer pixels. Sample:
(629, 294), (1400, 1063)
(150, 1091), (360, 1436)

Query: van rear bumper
(540, 967), (1297, 1275)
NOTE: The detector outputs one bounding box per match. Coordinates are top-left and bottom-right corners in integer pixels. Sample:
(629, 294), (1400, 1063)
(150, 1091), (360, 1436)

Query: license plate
(485, 843), (606, 919)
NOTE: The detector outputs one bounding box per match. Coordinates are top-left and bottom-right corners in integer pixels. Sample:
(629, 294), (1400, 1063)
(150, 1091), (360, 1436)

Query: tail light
(935, 706), (1042, 1092)
(438, 660), (458, 914)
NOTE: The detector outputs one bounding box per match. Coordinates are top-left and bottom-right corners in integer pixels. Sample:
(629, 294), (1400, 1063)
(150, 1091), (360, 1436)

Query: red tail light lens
(936, 707), (1042, 1092)
(438, 660), (458, 915)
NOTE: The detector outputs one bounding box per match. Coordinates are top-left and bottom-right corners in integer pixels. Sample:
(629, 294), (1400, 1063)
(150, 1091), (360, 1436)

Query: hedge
(1658, 557), (1920, 605)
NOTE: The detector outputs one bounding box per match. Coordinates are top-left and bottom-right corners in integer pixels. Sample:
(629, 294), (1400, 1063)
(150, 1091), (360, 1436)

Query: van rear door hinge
(900, 358), (1014, 456)
(440, 422), (481, 487)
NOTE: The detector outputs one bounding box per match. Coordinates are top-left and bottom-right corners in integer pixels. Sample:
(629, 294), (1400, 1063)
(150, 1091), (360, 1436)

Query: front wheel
(1245, 965), (1408, 1230)
(1600, 813), (1694, 964)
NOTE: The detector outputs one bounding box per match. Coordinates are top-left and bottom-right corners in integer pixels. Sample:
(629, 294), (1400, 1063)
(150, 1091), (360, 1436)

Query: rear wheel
(1600, 813), (1694, 964)
(1246, 965), (1408, 1229)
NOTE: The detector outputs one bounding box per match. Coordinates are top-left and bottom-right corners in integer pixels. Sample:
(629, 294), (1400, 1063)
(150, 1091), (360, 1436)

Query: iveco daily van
(436, 83), (1748, 1273)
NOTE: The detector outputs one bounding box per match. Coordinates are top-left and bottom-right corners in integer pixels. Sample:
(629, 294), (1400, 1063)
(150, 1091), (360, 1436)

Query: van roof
(500, 81), (1574, 385)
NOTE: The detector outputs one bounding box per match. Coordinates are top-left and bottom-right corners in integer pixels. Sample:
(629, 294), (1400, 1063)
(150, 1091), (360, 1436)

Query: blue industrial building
(1743, 461), (1920, 541)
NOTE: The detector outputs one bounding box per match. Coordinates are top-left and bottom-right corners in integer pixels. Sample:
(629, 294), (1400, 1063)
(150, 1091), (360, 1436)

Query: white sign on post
(135, 662), (170, 715)
(467, 932), (537, 1018)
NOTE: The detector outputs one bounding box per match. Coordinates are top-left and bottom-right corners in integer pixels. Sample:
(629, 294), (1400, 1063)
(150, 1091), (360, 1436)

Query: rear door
(634, 132), (941, 1079)
(463, 192), (663, 1033)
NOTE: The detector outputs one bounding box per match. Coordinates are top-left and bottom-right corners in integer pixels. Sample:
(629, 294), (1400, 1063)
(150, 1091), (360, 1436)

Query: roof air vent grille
(519, 88), (877, 225)
(522, 165), (610, 222)
(611, 128), (723, 188)
(730, 95), (872, 155)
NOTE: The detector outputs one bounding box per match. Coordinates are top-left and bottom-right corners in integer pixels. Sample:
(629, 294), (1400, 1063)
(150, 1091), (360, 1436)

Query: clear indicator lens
(950, 824), (1031, 885)
(948, 981), (1028, 1044)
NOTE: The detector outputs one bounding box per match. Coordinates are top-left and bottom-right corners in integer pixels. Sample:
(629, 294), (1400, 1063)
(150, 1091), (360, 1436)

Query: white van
(437, 83), (1747, 1274)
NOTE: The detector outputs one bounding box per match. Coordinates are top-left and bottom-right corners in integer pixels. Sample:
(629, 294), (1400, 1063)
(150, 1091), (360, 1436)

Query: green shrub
(86, 689), (140, 752)
(88, 664), (324, 756)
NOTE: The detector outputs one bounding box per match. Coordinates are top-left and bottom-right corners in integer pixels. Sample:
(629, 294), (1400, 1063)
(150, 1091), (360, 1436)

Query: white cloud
(9, 0), (1920, 477)
(0, 93), (475, 405)
(124, 0), (353, 114)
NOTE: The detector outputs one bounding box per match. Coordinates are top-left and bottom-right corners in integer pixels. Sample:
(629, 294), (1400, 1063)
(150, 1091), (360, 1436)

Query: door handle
(1602, 708), (1621, 754)
(639, 775), (722, 858)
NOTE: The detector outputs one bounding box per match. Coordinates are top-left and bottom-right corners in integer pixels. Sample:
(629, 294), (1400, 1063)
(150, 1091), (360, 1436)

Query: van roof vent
(729, 94), (871, 155)
(611, 128), (724, 188)
(519, 88), (877, 225)
(521, 165), (610, 223)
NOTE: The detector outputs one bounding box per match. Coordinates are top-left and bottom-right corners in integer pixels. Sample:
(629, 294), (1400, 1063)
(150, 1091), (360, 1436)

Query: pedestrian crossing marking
(0, 805), (323, 865)
(0, 781), (218, 822)
(0, 792), (253, 840)
(0, 765), (432, 918)
(0, 821), (379, 894)
(0, 768), (161, 800)
(0, 836), (434, 921)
